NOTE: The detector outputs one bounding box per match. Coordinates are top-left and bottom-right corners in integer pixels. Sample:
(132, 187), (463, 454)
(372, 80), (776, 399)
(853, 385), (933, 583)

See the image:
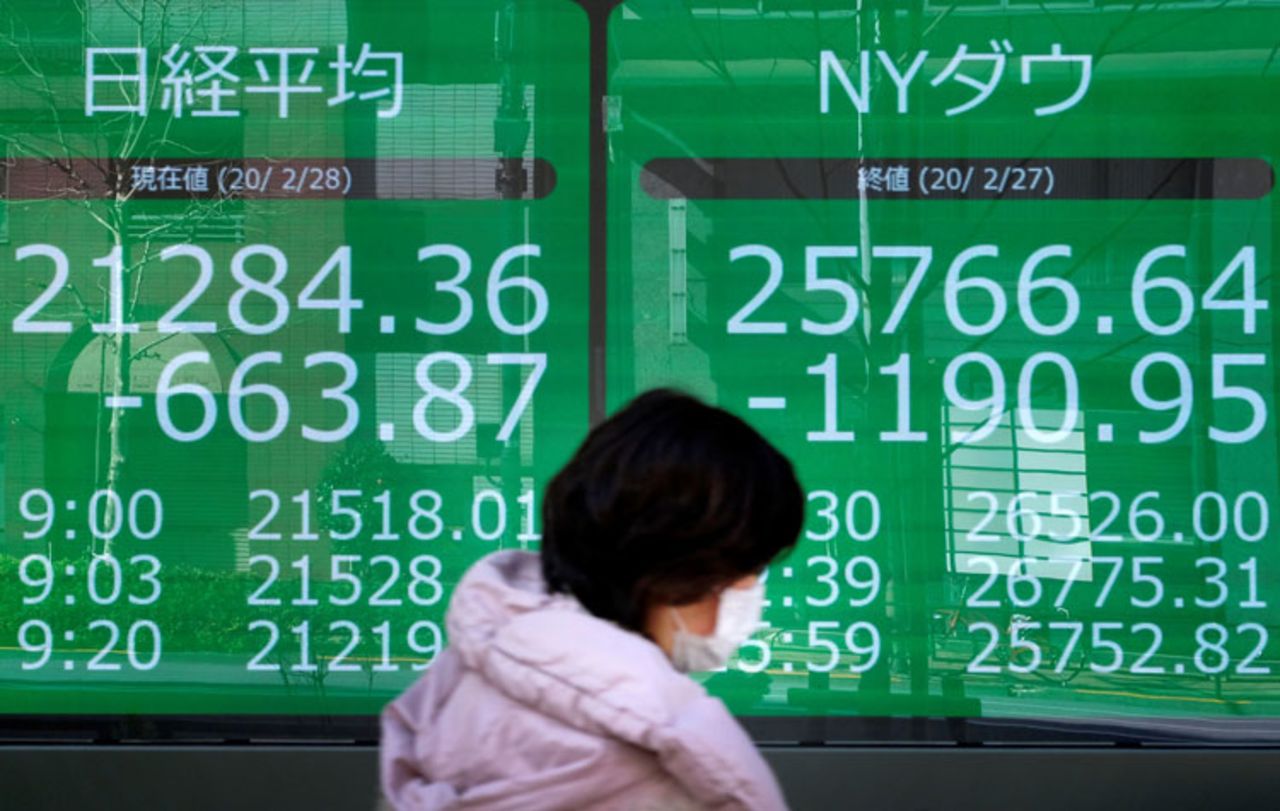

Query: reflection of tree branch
(62, 282), (98, 323)
(4, 17), (103, 189)
(121, 196), (235, 320)
(110, 0), (143, 27)
(0, 133), (102, 186)
(2, 0), (234, 558)
(120, 0), (213, 162)
(129, 323), (239, 362)
(2, 3), (228, 212)
(130, 194), (231, 244)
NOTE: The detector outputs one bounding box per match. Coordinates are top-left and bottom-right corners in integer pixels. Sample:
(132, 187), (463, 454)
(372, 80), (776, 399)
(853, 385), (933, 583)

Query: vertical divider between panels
(584, 1), (616, 426)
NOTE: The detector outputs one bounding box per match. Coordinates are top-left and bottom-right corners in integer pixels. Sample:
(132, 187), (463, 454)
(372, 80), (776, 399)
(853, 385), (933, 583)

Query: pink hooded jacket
(379, 550), (789, 811)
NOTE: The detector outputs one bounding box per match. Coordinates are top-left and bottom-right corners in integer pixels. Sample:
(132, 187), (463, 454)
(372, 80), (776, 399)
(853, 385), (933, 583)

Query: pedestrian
(380, 389), (802, 810)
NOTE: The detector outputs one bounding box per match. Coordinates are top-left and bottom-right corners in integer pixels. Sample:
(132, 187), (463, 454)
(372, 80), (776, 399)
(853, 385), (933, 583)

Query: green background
(608, 1), (1280, 720)
(1, 0), (1279, 732)
(0, 0), (588, 714)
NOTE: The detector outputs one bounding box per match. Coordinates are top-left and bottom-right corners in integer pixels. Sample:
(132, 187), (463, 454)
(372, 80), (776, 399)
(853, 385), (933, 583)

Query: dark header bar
(2, 157), (557, 201)
(641, 158), (1273, 201)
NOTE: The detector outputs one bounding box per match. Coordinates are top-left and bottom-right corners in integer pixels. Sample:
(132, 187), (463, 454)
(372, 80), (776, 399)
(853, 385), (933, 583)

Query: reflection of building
(0, 1), (346, 569)
(943, 408), (1093, 583)
(376, 84), (537, 200)
(374, 353), (534, 468)
(0, 0), (550, 572)
(610, 1), (1280, 703)
(43, 325), (245, 567)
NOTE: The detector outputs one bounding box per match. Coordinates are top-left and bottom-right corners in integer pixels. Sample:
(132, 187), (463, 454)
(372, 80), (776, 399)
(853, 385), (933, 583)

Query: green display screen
(2, 0), (1279, 741)
(0, 0), (588, 715)
(607, 1), (1280, 729)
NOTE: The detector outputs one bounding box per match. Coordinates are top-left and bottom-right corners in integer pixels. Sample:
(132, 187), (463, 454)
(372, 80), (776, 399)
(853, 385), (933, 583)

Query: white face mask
(668, 580), (765, 673)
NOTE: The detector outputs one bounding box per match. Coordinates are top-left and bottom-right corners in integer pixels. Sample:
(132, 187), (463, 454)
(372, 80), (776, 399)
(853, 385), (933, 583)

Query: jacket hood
(381, 550), (788, 811)
(445, 549), (704, 739)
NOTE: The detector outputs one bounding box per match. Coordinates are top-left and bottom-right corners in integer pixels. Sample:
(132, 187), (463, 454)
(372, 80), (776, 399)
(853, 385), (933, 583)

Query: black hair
(540, 388), (803, 634)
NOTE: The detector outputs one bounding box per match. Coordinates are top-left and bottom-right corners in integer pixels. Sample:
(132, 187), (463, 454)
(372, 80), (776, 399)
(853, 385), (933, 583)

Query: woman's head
(540, 388), (803, 635)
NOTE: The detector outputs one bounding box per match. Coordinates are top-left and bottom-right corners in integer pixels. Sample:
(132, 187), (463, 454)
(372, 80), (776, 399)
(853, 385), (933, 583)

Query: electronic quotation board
(0, 0), (588, 715)
(2, 0), (1280, 741)
(606, 1), (1280, 735)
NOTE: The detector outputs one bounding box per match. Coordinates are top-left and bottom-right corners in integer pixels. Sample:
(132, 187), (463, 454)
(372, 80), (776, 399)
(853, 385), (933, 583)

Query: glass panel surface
(0, 0), (589, 715)
(607, 0), (1280, 738)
